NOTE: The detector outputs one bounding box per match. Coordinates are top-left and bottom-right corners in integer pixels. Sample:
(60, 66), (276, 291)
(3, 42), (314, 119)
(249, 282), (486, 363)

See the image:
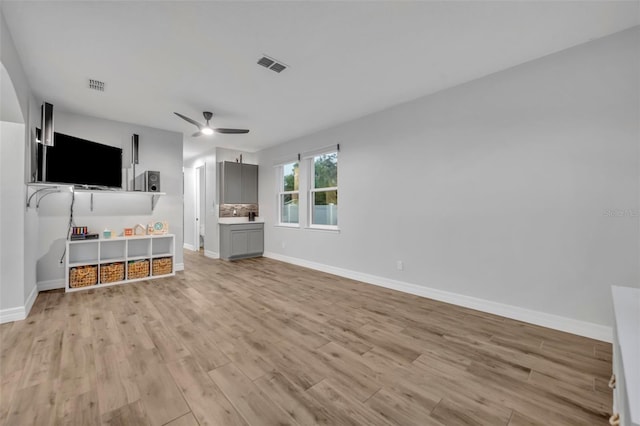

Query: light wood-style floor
(1, 250), (612, 425)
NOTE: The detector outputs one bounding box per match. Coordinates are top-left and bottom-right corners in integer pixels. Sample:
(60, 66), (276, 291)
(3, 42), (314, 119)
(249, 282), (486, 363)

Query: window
(278, 161), (299, 225)
(310, 152), (338, 227)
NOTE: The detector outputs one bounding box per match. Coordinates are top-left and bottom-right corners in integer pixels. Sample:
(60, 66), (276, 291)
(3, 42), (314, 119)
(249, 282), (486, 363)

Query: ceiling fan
(174, 111), (249, 137)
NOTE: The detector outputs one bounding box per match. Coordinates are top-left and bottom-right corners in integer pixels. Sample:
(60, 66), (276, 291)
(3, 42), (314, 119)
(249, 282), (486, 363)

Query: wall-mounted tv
(37, 131), (123, 188)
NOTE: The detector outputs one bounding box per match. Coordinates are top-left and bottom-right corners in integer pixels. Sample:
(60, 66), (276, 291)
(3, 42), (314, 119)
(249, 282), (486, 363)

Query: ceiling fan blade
(174, 112), (204, 129)
(191, 131), (202, 137)
(215, 128), (250, 134)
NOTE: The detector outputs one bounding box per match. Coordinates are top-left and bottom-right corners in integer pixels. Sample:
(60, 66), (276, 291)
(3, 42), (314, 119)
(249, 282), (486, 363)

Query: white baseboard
(183, 243), (197, 251)
(24, 284), (37, 317)
(0, 306), (25, 324)
(263, 251), (613, 343)
(204, 250), (220, 259)
(38, 279), (65, 291)
(175, 263), (185, 272)
(0, 284), (39, 324)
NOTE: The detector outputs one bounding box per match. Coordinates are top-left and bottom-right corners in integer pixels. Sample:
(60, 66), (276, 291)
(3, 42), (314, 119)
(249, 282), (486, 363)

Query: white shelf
(100, 257), (126, 263)
(68, 261), (98, 267)
(127, 255), (149, 261)
(65, 234), (175, 292)
(26, 183), (165, 210)
(151, 253), (172, 258)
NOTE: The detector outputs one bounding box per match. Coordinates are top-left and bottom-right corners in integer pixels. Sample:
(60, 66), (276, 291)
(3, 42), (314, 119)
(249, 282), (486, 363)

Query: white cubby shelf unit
(65, 234), (175, 292)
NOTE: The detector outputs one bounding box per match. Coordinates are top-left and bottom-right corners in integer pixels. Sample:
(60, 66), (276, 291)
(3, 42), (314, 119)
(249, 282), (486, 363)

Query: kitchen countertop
(218, 217), (265, 224)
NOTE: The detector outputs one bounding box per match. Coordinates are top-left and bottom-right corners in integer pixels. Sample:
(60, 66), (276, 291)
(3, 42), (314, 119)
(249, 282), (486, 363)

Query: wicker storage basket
(152, 257), (173, 276)
(69, 265), (98, 288)
(100, 262), (125, 284)
(128, 259), (150, 280)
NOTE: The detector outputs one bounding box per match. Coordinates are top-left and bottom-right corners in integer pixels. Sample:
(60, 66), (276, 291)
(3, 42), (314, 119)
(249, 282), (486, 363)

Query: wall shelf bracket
(26, 183), (164, 212)
(26, 184), (70, 209)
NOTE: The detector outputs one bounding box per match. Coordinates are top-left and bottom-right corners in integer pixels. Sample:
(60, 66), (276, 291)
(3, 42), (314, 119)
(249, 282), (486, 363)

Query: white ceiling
(2, 1), (638, 163)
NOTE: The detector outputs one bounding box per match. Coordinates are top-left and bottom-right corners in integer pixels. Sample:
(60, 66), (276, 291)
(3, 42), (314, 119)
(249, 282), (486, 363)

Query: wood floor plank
(19, 328), (63, 389)
(218, 334), (275, 381)
(253, 371), (328, 426)
(94, 344), (141, 416)
(167, 355), (248, 426)
(164, 412), (200, 426)
(58, 335), (96, 398)
(1, 250), (613, 426)
(209, 362), (298, 426)
(143, 320), (191, 362)
(364, 387), (443, 426)
(0, 368), (21, 423)
(430, 396), (512, 426)
(305, 379), (395, 426)
(127, 348), (191, 426)
(101, 400), (151, 426)
(174, 321), (231, 372)
(55, 389), (101, 426)
(315, 341), (382, 402)
(4, 380), (58, 426)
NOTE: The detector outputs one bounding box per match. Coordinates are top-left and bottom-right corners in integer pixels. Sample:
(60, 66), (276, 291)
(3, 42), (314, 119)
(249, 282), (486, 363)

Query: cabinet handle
(609, 413), (620, 426)
(608, 374), (616, 389)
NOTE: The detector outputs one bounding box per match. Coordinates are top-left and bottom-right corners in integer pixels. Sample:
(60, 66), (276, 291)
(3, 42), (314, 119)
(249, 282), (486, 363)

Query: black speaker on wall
(135, 171), (160, 192)
(40, 102), (54, 146)
(132, 134), (139, 165)
(147, 170), (160, 192)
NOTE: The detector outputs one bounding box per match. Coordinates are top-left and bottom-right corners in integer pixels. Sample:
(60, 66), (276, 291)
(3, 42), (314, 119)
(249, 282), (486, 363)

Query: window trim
(308, 151), (338, 230)
(276, 161), (300, 227)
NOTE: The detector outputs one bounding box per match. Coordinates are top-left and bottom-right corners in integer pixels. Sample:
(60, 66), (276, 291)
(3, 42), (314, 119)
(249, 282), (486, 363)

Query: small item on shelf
(134, 224), (146, 236)
(124, 228), (134, 237)
(69, 265), (97, 288)
(128, 259), (150, 279)
(149, 221), (169, 235)
(72, 226), (88, 236)
(85, 233), (99, 240)
(152, 257), (172, 276)
(100, 262), (125, 284)
(103, 229), (112, 238)
(70, 226), (89, 240)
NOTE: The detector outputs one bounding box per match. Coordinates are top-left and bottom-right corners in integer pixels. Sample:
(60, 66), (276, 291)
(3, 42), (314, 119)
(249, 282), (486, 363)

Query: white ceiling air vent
(257, 55), (287, 73)
(88, 79), (105, 91)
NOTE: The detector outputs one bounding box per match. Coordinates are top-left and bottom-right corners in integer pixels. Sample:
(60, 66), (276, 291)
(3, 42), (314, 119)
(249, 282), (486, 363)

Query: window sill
(305, 226), (340, 233)
(275, 223), (300, 229)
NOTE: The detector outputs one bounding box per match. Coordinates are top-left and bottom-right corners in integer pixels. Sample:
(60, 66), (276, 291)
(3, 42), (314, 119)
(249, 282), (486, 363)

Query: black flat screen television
(37, 131), (122, 188)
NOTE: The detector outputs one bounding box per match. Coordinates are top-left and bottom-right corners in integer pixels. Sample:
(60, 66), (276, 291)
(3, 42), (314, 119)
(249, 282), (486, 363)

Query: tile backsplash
(219, 204), (259, 218)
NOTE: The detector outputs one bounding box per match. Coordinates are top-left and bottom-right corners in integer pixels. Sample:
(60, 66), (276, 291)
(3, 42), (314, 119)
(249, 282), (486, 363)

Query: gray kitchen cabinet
(219, 162), (258, 204)
(219, 161), (242, 204)
(241, 164), (258, 204)
(220, 223), (264, 260)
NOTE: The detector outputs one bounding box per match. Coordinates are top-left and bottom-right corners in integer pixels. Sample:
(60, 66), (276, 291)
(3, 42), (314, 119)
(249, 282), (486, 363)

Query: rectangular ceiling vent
(88, 79), (105, 92)
(257, 55), (287, 73)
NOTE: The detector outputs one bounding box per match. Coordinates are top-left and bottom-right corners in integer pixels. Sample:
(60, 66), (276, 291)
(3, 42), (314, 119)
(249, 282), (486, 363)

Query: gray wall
(0, 8), (38, 316)
(183, 167), (196, 250)
(258, 27), (640, 328)
(35, 111), (184, 284)
(1, 122), (26, 310)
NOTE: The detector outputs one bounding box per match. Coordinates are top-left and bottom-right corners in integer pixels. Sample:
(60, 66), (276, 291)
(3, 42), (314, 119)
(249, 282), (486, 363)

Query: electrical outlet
(396, 260), (404, 271)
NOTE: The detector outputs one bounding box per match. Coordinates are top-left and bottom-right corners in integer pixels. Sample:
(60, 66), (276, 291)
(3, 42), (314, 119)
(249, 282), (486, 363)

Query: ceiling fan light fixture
(201, 127), (214, 136)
